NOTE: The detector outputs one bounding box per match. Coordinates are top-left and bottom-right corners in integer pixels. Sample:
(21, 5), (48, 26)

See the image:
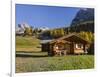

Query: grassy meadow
(16, 36), (94, 73)
(16, 55), (94, 73)
(16, 36), (41, 52)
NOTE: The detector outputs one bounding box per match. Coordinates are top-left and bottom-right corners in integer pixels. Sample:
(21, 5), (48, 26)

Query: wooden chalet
(41, 33), (90, 56)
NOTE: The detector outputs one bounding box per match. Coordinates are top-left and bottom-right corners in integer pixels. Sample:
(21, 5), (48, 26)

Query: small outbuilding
(41, 33), (90, 56)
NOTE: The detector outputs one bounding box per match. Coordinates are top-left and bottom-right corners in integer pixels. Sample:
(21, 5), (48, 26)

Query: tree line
(22, 26), (94, 43)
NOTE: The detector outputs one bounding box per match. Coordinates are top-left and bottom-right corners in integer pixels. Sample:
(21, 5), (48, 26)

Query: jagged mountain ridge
(71, 8), (94, 26)
(16, 23), (50, 35)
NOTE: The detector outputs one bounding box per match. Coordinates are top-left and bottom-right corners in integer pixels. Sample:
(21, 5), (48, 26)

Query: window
(75, 44), (83, 49)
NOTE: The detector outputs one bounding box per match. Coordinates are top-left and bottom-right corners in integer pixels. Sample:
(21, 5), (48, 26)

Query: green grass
(16, 55), (94, 73)
(16, 36), (40, 47)
(16, 36), (41, 52)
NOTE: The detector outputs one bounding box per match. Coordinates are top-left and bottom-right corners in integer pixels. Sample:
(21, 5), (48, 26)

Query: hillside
(16, 36), (41, 52)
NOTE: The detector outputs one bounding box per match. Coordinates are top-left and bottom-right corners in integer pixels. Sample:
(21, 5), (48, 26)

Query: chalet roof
(58, 33), (90, 44)
(40, 39), (53, 44)
(50, 39), (71, 44)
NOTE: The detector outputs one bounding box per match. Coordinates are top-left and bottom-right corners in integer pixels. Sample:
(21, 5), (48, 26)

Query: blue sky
(16, 4), (80, 29)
